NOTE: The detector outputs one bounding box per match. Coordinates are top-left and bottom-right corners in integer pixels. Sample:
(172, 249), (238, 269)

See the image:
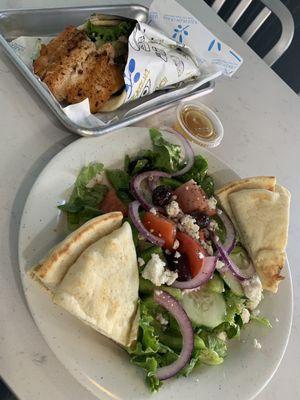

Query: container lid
(175, 102), (224, 148)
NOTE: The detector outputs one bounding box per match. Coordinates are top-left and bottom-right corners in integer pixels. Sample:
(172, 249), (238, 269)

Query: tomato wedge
(100, 189), (128, 216)
(174, 180), (216, 216)
(143, 212), (176, 250)
(176, 231), (207, 277)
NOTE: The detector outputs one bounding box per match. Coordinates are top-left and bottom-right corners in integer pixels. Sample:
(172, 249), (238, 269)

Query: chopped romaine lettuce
(58, 163), (107, 230)
(128, 298), (229, 392)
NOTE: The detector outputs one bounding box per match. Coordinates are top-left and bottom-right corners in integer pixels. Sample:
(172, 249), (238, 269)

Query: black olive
(165, 252), (191, 282)
(152, 185), (173, 207)
(190, 211), (210, 229)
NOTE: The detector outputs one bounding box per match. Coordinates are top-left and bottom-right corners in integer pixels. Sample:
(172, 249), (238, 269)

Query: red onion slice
(154, 290), (194, 380)
(172, 256), (217, 289)
(217, 209), (236, 254)
(161, 127), (195, 177)
(128, 200), (165, 247)
(211, 233), (255, 281)
(131, 171), (170, 211)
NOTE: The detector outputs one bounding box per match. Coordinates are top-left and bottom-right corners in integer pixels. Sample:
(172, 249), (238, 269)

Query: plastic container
(173, 102), (224, 148)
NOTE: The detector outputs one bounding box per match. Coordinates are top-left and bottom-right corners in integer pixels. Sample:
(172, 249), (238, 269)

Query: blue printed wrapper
(123, 0), (242, 102)
(149, 0), (243, 76)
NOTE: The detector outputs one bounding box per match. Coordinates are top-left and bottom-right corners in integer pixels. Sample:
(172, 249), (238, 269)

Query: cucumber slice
(205, 273), (224, 294)
(219, 244), (250, 296)
(219, 269), (244, 296)
(182, 290), (226, 329)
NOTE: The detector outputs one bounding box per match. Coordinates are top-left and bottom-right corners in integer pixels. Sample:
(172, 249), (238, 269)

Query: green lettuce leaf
(85, 19), (134, 43)
(200, 175), (215, 197)
(250, 315), (272, 328)
(131, 159), (149, 175)
(58, 163), (108, 230)
(177, 154), (215, 196)
(178, 154), (207, 184)
(129, 298), (229, 392)
(149, 128), (182, 173)
(213, 290), (247, 339)
(106, 169), (130, 191)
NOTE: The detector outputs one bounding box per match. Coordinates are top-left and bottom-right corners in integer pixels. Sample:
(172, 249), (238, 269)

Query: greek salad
(58, 128), (270, 392)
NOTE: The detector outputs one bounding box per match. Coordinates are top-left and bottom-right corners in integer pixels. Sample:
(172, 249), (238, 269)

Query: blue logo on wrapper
(172, 24), (189, 44)
(208, 39), (222, 52)
(125, 58), (141, 98)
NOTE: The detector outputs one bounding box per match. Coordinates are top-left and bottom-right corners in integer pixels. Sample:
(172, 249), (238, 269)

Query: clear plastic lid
(174, 102), (224, 148)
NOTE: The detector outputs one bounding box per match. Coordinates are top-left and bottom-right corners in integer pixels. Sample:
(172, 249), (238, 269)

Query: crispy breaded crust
(34, 26), (124, 111)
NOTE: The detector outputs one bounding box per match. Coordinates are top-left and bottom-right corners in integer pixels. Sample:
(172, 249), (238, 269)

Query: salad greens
(85, 19), (135, 44)
(58, 163), (107, 231)
(177, 154), (215, 197)
(129, 299), (228, 392)
(58, 129), (271, 392)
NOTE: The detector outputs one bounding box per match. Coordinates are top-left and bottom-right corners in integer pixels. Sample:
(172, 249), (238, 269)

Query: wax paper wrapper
(9, 0), (242, 127)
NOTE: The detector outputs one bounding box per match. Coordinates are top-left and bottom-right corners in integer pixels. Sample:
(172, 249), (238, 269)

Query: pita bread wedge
(228, 185), (290, 293)
(30, 212), (123, 292)
(53, 222), (139, 348)
(216, 176), (276, 222)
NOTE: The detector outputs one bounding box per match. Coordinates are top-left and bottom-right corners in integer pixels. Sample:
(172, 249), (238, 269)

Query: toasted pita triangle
(53, 222), (139, 347)
(228, 185), (290, 293)
(30, 212), (123, 292)
(216, 176), (276, 222)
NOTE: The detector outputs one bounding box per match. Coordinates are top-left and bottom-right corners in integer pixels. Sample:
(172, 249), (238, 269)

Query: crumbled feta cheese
(142, 254), (178, 286)
(275, 317), (279, 323)
(137, 257), (145, 267)
(209, 220), (219, 231)
(174, 251), (181, 258)
(251, 309), (260, 317)
(242, 275), (263, 310)
(198, 252), (204, 259)
(149, 207), (157, 215)
(216, 260), (225, 270)
(241, 308), (250, 324)
(156, 313), (168, 326)
(173, 239), (180, 250)
(253, 338), (262, 350)
(85, 172), (103, 188)
(166, 200), (182, 218)
(217, 332), (227, 341)
(178, 215), (200, 240)
(200, 240), (214, 255)
(207, 196), (217, 210)
(165, 249), (171, 255)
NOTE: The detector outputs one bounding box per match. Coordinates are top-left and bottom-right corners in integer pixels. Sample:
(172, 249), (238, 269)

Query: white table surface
(0, 0), (299, 399)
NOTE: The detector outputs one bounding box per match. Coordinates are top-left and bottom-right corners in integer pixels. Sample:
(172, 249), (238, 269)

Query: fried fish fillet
(33, 26), (124, 112)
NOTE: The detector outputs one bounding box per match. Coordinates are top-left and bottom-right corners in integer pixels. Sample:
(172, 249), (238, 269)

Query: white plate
(18, 127), (293, 400)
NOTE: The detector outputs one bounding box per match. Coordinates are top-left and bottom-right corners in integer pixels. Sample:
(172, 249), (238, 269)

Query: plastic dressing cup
(173, 102), (224, 148)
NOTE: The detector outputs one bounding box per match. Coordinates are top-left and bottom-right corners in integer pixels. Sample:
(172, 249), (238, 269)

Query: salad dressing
(180, 106), (216, 140)
(174, 102), (224, 148)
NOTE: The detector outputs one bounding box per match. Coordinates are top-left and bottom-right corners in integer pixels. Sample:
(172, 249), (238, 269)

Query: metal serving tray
(0, 5), (215, 137)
